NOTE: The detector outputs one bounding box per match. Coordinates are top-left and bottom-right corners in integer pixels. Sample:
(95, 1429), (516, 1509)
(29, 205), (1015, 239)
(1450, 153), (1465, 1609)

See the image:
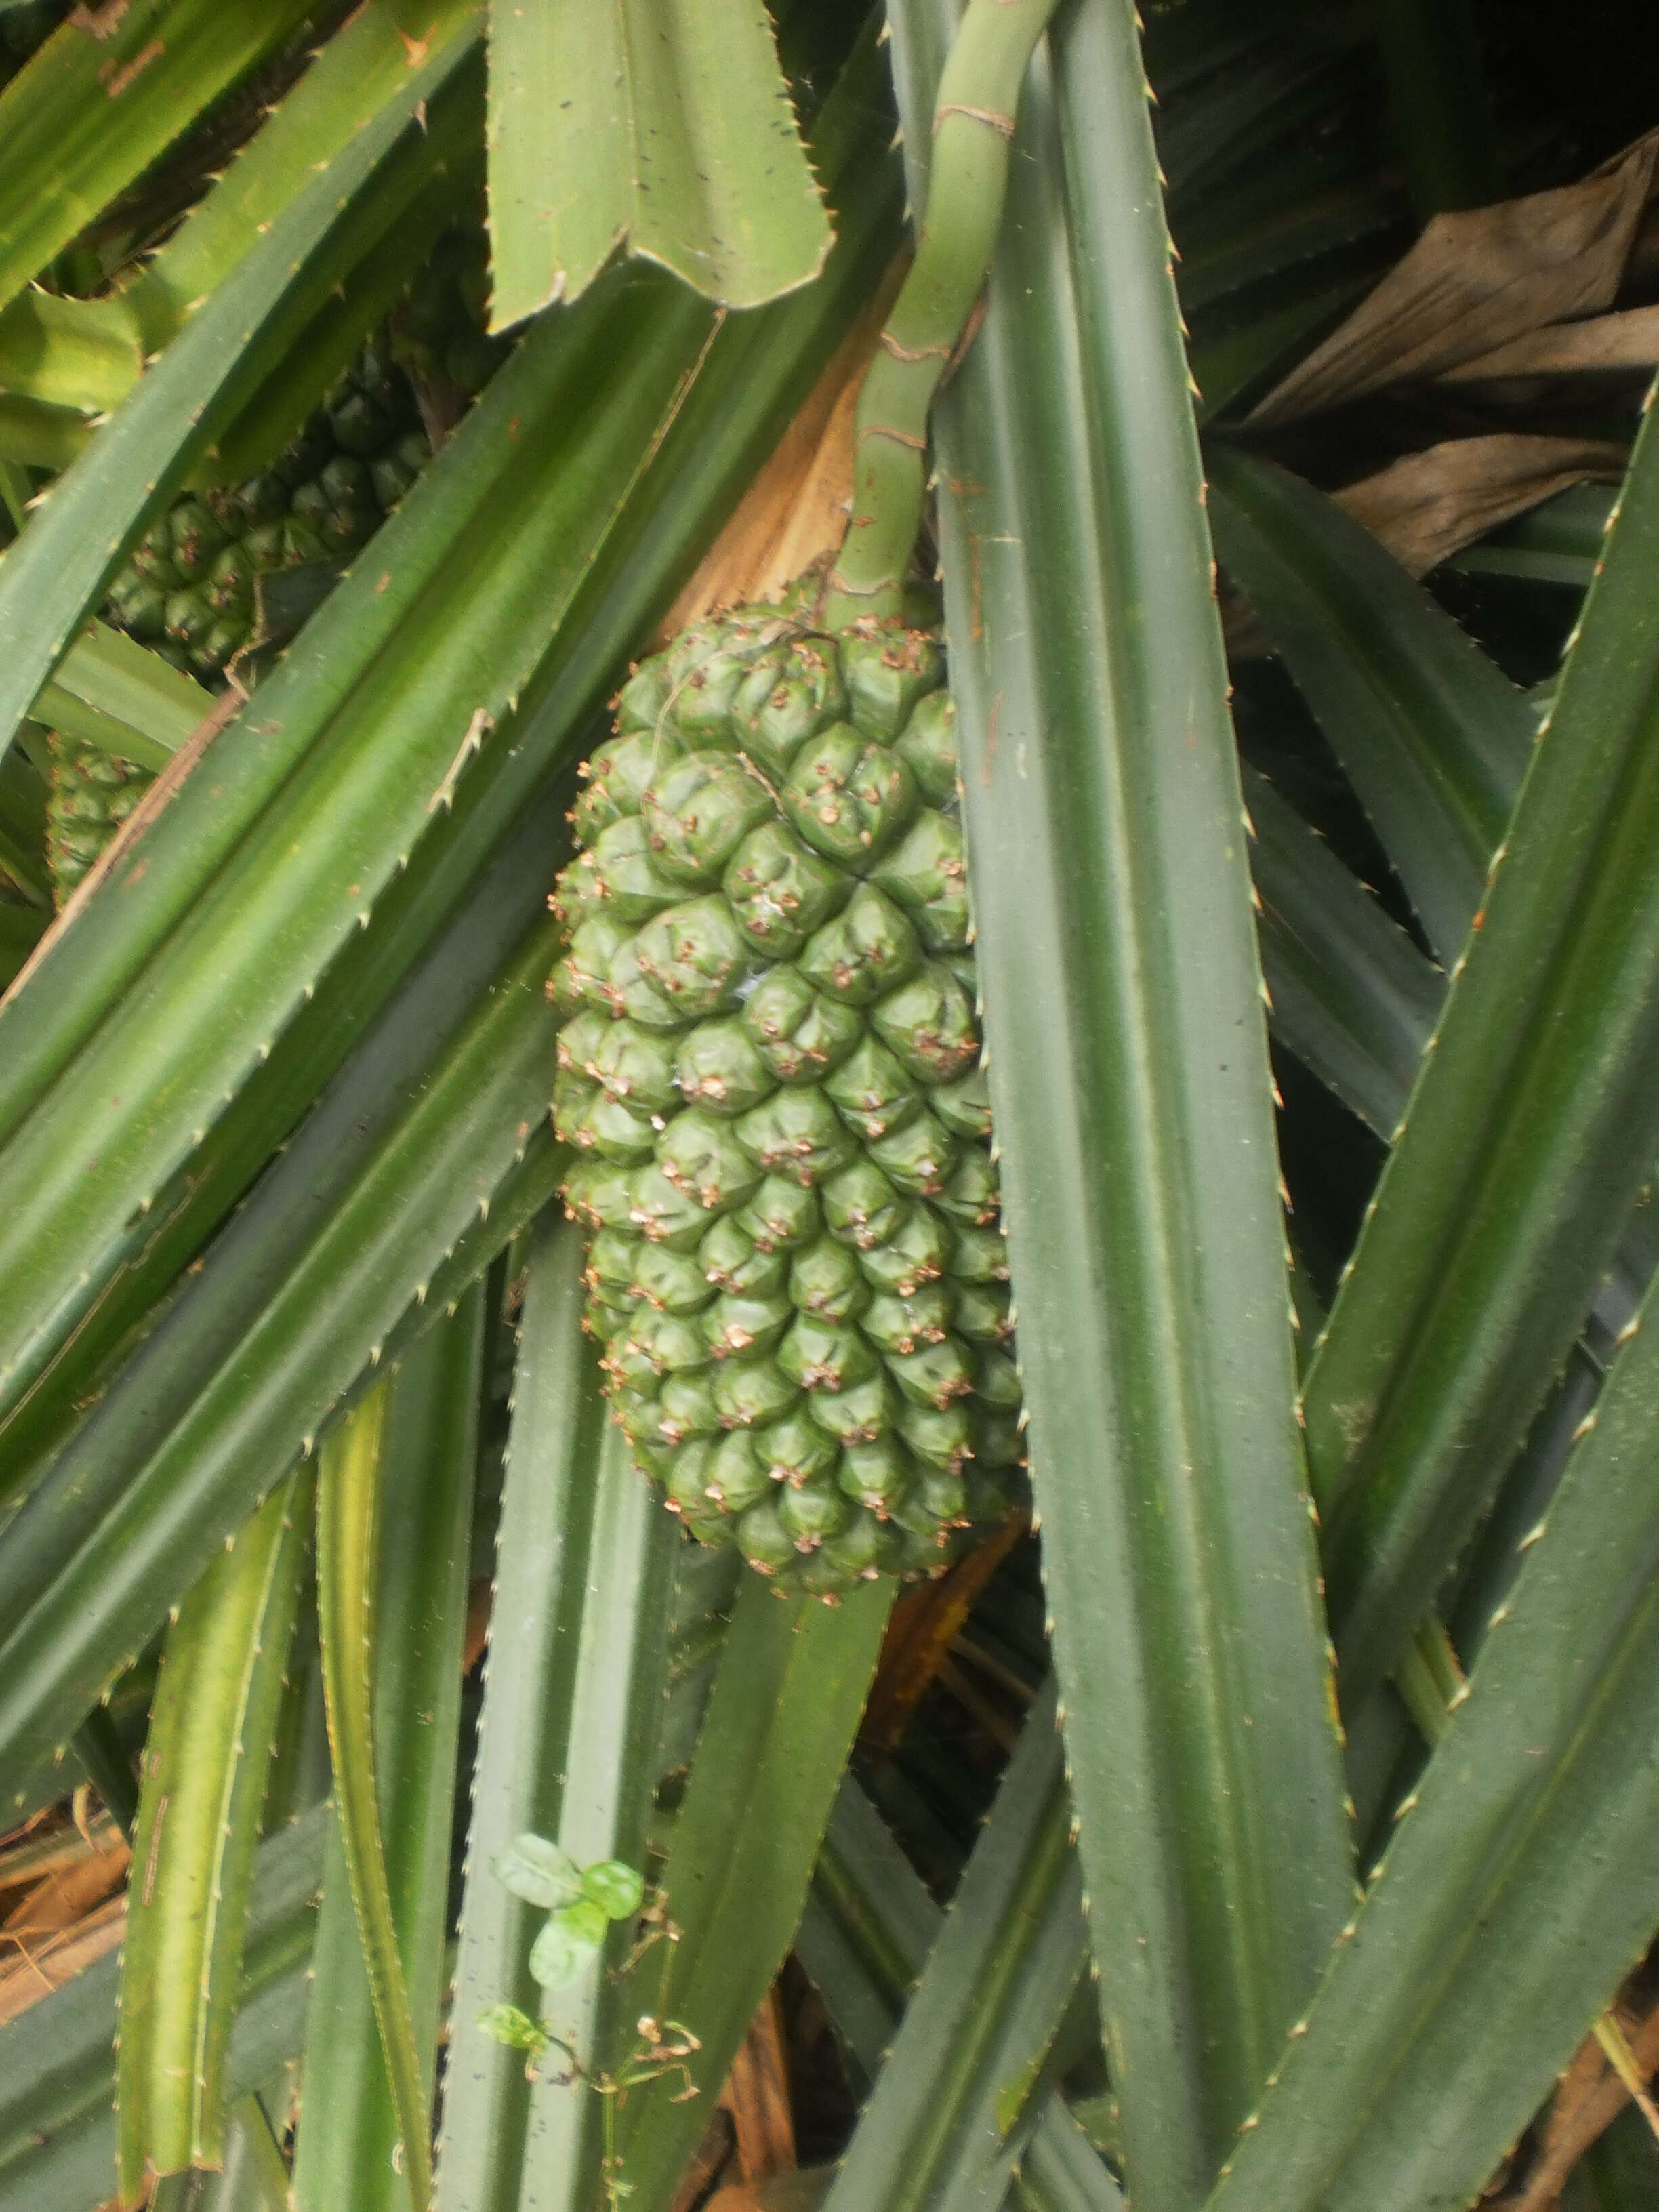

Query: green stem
(823, 0), (1062, 628)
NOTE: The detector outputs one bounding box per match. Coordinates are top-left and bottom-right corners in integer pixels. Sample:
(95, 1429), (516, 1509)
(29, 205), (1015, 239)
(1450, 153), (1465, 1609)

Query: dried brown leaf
(1437, 304), (1659, 385)
(654, 258), (907, 640)
(1507, 1991), (1659, 2211)
(859, 1510), (1029, 1759)
(1250, 130), (1659, 426)
(718, 1988), (797, 2185)
(1333, 434), (1627, 577)
(0, 1889), (125, 2024)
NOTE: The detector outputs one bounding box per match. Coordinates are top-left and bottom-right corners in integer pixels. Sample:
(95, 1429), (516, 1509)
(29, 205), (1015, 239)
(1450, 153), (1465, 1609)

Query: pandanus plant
(0, 2), (1656, 2211)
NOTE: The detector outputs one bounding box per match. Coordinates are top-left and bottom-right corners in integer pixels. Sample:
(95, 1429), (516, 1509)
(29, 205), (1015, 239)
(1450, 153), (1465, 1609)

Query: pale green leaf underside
(116, 1471), (310, 2195)
(316, 1384), (435, 2212)
(485, 0), (832, 324)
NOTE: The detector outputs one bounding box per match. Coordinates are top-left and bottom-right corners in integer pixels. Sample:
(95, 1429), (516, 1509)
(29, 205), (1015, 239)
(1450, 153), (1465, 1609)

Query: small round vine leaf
(476, 2002), (549, 2054)
(558, 1897), (611, 1947)
(581, 1859), (646, 1921)
(495, 1830), (583, 1908)
(529, 1910), (603, 1991)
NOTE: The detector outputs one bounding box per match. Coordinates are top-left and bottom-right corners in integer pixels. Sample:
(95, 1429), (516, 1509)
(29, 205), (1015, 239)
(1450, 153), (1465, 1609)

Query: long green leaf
(0, 762), (566, 1508)
(0, 29), (480, 771)
(824, 1686), (1099, 2212)
(1299, 392), (1659, 1706)
(802, 1779), (1120, 2212)
(0, 32), (901, 1433)
(438, 1217), (680, 2211)
(1247, 765), (1441, 1136)
(485, 0), (831, 323)
(315, 1380), (434, 2212)
(116, 1471), (312, 2196)
(35, 620), (211, 773)
(0, 913), (560, 1815)
(0, 750), (564, 1525)
(1370, 0), (1503, 218)
(295, 1292), (483, 2212)
(614, 1576), (892, 2212)
(1206, 1255), (1659, 2212)
(0, 0), (317, 321)
(886, 4), (1355, 2204)
(1206, 446), (1532, 962)
(1448, 482), (1616, 589)
(0, 1804), (327, 2207)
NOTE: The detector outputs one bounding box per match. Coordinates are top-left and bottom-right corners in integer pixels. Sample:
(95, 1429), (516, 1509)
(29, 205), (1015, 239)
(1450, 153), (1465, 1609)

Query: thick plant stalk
(823, 0), (1063, 624)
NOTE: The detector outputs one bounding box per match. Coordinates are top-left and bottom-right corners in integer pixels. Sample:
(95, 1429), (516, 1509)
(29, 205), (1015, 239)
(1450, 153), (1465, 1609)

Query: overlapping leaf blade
(0, 771), (567, 1510)
(0, 35), (902, 1443)
(1298, 392), (1659, 1704)
(0, 1807), (327, 2210)
(0, 30), (483, 771)
(0, 912), (560, 1814)
(885, 5), (1355, 2205)
(0, 0), (319, 321)
(613, 1576), (892, 2212)
(1207, 447), (1532, 963)
(823, 1685), (1102, 2212)
(1206, 1252), (1659, 2212)
(35, 621), (210, 774)
(1246, 765), (1441, 1136)
(437, 1219), (680, 2211)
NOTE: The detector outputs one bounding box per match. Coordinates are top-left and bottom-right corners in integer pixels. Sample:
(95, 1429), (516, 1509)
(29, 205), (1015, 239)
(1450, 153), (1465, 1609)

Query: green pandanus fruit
(104, 335), (428, 685)
(549, 0), (1060, 1596)
(48, 237), (508, 907)
(44, 341), (423, 907)
(44, 734), (152, 904)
